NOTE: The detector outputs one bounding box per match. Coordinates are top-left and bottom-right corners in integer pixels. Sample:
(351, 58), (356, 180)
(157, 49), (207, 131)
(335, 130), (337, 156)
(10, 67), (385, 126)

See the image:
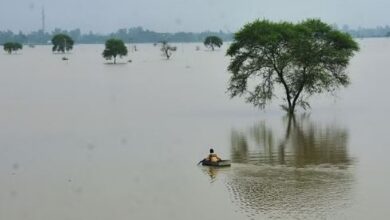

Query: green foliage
(102, 38), (128, 64)
(160, 41), (177, 59)
(227, 19), (359, 114)
(204, 36), (223, 50)
(51, 34), (74, 53)
(3, 42), (22, 54)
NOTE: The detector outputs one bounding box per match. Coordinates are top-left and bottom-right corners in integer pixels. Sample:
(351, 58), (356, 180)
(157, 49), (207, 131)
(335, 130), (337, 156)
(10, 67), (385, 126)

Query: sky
(0, 0), (389, 33)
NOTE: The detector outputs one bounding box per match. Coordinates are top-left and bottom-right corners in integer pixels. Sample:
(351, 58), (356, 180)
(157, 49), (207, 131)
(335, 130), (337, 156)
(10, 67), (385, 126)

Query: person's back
(206, 148), (221, 162)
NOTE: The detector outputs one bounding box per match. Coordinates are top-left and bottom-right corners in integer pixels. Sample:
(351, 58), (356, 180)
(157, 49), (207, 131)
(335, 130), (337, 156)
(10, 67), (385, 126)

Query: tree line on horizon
(338, 24), (390, 38)
(0, 27), (233, 45)
(1, 25), (390, 45)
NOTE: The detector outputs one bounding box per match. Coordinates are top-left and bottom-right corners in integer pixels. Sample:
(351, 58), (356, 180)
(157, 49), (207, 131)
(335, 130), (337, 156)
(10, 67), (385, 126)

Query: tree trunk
(274, 66), (293, 114)
(288, 106), (295, 115)
(278, 74), (293, 114)
(290, 72), (307, 114)
(114, 56), (116, 64)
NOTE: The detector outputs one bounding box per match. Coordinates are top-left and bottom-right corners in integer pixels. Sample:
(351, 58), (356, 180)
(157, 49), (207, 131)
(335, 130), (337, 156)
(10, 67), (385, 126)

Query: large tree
(226, 19), (359, 114)
(102, 38), (128, 64)
(51, 34), (74, 53)
(204, 36), (223, 51)
(3, 42), (22, 54)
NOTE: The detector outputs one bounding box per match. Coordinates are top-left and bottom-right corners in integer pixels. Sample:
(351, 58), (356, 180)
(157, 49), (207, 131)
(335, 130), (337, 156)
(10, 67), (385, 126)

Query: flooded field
(1, 39), (390, 219)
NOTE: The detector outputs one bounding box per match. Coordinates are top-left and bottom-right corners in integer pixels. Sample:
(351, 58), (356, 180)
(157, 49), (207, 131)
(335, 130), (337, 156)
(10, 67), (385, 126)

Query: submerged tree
(204, 36), (223, 51)
(51, 34), (74, 53)
(102, 38), (128, 64)
(3, 42), (22, 54)
(227, 19), (359, 114)
(160, 41), (177, 59)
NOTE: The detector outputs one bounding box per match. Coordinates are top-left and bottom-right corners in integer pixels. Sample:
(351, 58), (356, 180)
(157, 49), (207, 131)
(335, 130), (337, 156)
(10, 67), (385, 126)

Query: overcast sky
(0, 0), (389, 33)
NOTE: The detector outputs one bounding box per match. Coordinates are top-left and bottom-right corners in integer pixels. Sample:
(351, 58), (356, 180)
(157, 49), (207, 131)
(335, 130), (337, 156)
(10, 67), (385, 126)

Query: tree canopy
(51, 34), (74, 53)
(3, 42), (22, 54)
(102, 38), (128, 64)
(227, 19), (359, 114)
(160, 41), (177, 59)
(204, 36), (223, 50)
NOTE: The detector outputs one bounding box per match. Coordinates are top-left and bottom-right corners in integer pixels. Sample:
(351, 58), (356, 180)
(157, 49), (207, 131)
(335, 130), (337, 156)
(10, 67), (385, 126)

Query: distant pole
(41, 6), (45, 33)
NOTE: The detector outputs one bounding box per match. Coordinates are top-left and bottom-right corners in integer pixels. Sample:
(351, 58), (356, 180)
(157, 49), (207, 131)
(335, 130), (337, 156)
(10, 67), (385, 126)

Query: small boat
(62, 57), (68, 61)
(201, 160), (231, 167)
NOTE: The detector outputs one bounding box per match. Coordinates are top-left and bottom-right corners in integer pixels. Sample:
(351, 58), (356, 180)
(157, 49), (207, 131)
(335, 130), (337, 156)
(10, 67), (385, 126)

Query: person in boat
(205, 148), (222, 162)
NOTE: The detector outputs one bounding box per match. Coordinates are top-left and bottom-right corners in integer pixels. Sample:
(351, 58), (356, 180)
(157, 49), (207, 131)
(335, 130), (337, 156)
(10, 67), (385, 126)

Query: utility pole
(41, 6), (45, 33)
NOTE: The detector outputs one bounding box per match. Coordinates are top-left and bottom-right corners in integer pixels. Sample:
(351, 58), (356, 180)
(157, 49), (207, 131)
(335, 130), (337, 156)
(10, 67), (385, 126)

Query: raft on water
(201, 160), (231, 167)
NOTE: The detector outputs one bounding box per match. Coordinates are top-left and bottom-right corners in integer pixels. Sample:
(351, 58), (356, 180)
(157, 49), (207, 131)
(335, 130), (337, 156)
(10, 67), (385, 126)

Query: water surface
(0, 39), (389, 219)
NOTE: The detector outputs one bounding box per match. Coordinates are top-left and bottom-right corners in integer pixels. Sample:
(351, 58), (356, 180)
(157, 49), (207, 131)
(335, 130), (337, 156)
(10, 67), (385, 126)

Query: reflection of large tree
(230, 130), (250, 163)
(231, 114), (351, 167)
(290, 115), (350, 167)
(227, 115), (354, 219)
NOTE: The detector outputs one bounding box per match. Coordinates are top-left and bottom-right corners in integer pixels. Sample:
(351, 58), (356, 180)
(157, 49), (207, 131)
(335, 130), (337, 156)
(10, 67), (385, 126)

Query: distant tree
(227, 19), (359, 114)
(102, 38), (128, 64)
(160, 41), (177, 59)
(204, 36), (223, 51)
(386, 32), (390, 37)
(3, 42), (22, 54)
(51, 34), (74, 53)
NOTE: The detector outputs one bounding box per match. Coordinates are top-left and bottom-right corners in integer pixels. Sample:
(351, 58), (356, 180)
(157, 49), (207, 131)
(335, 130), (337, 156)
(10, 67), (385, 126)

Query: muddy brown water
(0, 39), (389, 219)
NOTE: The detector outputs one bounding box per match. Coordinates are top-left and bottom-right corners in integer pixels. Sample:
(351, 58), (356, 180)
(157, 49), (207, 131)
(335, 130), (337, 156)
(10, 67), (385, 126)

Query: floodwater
(0, 39), (389, 219)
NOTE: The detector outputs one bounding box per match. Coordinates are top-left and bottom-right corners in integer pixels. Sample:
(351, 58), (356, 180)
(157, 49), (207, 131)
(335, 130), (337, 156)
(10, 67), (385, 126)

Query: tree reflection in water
(231, 114), (351, 167)
(227, 115), (355, 219)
